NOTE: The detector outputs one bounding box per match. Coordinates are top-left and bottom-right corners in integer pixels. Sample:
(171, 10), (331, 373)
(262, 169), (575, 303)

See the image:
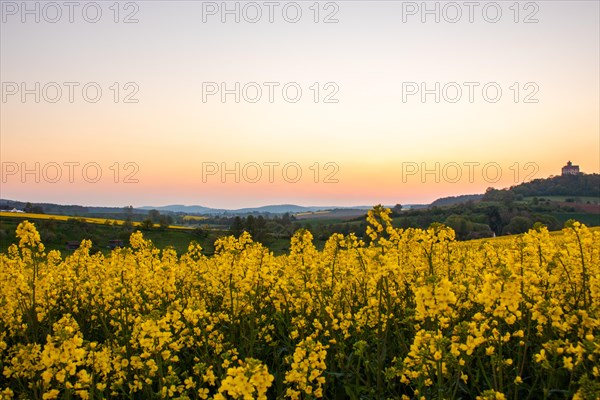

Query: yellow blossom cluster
(284, 337), (327, 399)
(215, 358), (273, 400)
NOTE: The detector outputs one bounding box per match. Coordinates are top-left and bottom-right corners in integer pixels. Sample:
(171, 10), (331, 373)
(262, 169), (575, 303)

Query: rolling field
(525, 196), (600, 204)
(0, 213), (213, 256)
(1, 206), (598, 399)
(551, 212), (600, 227)
(0, 212), (193, 230)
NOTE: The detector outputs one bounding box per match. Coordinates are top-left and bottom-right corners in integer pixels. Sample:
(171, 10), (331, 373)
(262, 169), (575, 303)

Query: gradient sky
(1, 0), (599, 208)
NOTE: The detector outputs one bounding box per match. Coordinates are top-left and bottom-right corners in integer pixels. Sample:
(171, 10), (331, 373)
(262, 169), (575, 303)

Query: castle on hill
(561, 161), (580, 176)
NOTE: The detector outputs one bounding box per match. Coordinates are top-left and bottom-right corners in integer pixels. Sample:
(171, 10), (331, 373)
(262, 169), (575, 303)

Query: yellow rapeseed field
(1, 206), (598, 399)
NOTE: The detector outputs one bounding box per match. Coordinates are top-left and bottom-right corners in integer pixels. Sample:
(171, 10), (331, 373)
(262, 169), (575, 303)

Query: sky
(1, 0), (599, 208)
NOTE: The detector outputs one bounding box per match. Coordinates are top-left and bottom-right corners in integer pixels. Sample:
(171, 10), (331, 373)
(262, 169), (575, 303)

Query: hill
(2, 199), (380, 217)
(487, 173), (600, 200)
(430, 194), (484, 207)
(140, 204), (376, 215)
(0, 211), (221, 255)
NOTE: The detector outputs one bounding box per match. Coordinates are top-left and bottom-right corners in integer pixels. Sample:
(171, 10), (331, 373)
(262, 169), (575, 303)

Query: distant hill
(509, 173), (599, 198)
(430, 194), (484, 207)
(0, 200), (137, 216)
(484, 173), (600, 201)
(234, 205), (330, 214)
(138, 204), (225, 214)
(141, 204), (376, 215)
(1, 199), (378, 217)
(293, 208), (369, 220)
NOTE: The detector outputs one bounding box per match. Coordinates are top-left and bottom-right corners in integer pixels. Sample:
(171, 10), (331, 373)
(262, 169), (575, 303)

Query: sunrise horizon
(1, 160), (593, 210)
